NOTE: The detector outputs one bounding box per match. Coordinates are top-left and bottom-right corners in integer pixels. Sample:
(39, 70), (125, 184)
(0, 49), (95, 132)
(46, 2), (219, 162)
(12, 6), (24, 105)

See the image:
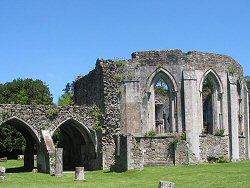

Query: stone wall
(139, 137), (174, 166)
(0, 104), (101, 173)
(73, 49), (248, 169)
(100, 60), (121, 169)
(0, 104), (98, 136)
(199, 135), (229, 162)
(112, 50), (245, 138)
(74, 63), (104, 109)
(74, 60), (122, 169)
(117, 136), (191, 170)
(239, 136), (246, 160)
(131, 50), (243, 75)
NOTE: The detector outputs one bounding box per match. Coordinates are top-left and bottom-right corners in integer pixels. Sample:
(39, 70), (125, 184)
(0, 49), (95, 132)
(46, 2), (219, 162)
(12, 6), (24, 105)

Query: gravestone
(0, 157), (7, 162)
(55, 148), (63, 177)
(75, 167), (85, 181)
(158, 181), (175, 188)
(0, 167), (6, 181)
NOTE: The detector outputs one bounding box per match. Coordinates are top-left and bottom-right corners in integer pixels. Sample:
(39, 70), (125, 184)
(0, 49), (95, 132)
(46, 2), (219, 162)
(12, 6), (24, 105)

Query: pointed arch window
(201, 70), (223, 135)
(147, 68), (178, 135)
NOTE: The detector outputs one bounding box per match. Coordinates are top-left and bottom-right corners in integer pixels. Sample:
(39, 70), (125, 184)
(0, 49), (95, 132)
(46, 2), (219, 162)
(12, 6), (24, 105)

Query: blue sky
(0, 0), (250, 103)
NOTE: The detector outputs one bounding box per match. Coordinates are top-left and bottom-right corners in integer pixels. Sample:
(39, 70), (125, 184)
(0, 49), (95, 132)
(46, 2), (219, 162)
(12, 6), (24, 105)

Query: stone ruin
(0, 50), (249, 173)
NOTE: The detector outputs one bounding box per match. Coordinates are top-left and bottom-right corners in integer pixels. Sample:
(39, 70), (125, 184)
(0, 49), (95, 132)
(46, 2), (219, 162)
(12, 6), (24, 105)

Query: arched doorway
(201, 70), (223, 134)
(147, 68), (178, 134)
(52, 119), (96, 171)
(0, 117), (39, 172)
(155, 79), (171, 133)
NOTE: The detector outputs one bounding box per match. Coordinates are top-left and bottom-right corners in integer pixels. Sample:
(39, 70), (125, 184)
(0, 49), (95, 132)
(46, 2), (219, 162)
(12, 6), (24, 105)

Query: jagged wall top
(130, 49), (243, 75)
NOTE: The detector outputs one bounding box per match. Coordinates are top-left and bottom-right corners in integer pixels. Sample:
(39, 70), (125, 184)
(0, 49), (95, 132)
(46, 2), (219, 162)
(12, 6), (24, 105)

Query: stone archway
(200, 69), (223, 134)
(51, 119), (97, 171)
(0, 117), (40, 172)
(146, 68), (178, 134)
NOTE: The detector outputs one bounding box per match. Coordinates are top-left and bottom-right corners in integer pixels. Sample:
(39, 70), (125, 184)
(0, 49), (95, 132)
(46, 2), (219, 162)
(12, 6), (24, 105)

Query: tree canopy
(58, 82), (74, 106)
(0, 78), (53, 157)
(0, 78), (53, 105)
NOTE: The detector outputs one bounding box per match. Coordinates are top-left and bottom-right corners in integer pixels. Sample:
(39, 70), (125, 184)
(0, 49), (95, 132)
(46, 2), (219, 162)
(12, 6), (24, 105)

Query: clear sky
(0, 0), (249, 103)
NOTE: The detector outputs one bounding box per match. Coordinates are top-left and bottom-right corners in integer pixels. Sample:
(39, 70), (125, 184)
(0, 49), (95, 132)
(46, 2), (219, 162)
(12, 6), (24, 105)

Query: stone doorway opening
(0, 117), (39, 173)
(201, 70), (223, 135)
(52, 119), (96, 171)
(154, 79), (171, 133)
(147, 69), (178, 134)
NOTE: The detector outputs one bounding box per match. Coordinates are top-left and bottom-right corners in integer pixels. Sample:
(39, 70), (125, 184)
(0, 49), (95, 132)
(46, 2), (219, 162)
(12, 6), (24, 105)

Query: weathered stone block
(158, 180), (175, 188)
(0, 157), (7, 162)
(75, 167), (85, 181)
(55, 148), (63, 177)
(0, 167), (6, 181)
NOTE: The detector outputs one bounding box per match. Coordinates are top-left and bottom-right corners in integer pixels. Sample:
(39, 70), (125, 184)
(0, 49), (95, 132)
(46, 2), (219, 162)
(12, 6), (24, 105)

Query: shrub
(215, 128), (225, 136)
(239, 113), (244, 121)
(207, 156), (229, 163)
(93, 109), (103, 131)
(115, 60), (127, 67)
(228, 67), (236, 75)
(93, 120), (102, 130)
(47, 108), (59, 119)
(218, 156), (229, 163)
(115, 73), (125, 82)
(145, 129), (157, 137)
(181, 131), (186, 140)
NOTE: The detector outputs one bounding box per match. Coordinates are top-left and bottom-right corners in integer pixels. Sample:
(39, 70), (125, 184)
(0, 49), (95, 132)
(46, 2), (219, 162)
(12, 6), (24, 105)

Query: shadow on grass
(6, 166), (33, 173)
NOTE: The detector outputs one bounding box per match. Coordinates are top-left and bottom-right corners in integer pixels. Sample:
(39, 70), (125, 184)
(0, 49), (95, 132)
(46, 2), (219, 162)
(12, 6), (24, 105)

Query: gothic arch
(200, 69), (223, 134)
(0, 116), (40, 171)
(199, 69), (223, 94)
(146, 67), (178, 92)
(52, 118), (94, 139)
(51, 118), (97, 170)
(146, 68), (178, 134)
(1, 116), (39, 143)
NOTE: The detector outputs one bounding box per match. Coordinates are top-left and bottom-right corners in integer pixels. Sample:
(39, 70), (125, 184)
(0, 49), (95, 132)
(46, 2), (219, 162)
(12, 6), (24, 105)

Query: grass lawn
(0, 160), (250, 187)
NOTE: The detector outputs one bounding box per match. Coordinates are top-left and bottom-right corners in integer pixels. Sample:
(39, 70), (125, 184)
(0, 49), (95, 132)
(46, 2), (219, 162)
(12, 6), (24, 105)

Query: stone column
(120, 81), (141, 136)
(183, 71), (200, 162)
(75, 167), (85, 181)
(55, 148), (63, 176)
(24, 140), (35, 171)
(36, 144), (46, 173)
(244, 86), (250, 159)
(228, 75), (240, 161)
(41, 130), (56, 174)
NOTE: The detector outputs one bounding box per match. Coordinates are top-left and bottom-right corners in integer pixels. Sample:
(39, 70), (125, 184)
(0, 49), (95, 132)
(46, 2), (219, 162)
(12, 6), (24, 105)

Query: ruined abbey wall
(2, 49), (249, 173)
(74, 50), (249, 170)
(0, 104), (100, 173)
(0, 104), (98, 136)
(75, 60), (121, 169)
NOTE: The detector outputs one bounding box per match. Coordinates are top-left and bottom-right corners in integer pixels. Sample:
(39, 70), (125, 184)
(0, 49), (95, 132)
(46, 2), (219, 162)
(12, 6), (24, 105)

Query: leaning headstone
(0, 167), (6, 181)
(158, 181), (175, 188)
(75, 167), (85, 181)
(0, 157), (7, 162)
(55, 148), (63, 177)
